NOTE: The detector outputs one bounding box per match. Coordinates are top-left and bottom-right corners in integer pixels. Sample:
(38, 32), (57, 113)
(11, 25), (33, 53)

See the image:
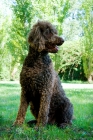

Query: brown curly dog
(14, 21), (73, 129)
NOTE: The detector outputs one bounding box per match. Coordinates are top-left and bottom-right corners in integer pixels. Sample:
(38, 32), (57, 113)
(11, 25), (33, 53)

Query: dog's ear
(28, 25), (45, 52)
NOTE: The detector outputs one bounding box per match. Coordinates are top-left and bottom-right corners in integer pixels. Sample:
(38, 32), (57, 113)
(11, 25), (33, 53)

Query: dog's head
(28, 21), (64, 53)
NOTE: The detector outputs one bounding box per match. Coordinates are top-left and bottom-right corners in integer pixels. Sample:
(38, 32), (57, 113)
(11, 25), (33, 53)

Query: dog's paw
(58, 122), (72, 129)
(13, 120), (23, 126)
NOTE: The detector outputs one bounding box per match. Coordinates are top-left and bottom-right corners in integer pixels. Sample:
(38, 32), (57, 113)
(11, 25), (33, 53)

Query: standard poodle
(14, 21), (73, 128)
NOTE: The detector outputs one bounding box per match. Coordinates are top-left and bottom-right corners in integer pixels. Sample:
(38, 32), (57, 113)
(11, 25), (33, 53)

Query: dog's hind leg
(55, 97), (73, 128)
(14, 89), (29, 125)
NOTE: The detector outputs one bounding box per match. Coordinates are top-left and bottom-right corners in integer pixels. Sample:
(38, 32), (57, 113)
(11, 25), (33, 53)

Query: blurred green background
(0, 0), (93, 82)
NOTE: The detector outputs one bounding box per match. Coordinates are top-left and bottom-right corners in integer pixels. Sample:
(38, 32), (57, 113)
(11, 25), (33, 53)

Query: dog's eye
(44, 28), (50, 35)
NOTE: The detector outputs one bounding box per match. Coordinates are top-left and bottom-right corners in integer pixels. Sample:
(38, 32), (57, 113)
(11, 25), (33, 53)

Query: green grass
(0, 83), (93, 140)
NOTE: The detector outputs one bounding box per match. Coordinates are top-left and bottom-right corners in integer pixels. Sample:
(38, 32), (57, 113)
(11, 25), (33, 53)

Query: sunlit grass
(0, 83), (93, 140)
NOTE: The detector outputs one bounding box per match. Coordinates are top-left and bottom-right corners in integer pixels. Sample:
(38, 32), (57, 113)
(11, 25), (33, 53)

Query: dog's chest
(20, 54), (55, 104)
(20, 55), (53, 91)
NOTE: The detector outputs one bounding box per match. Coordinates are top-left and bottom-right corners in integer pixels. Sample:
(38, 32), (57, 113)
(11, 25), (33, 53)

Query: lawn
(0, 83), (93, 140)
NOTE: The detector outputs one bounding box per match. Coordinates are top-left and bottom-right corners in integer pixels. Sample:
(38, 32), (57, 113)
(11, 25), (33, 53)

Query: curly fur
(14, 21), (73, 128)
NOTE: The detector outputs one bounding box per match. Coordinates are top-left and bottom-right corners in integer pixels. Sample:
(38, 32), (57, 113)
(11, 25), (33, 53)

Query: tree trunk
(88, 74), (93, 83)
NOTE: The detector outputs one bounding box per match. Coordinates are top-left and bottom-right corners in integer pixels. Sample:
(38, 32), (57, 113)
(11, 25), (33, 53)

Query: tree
(1, 0), (88, 81)
(48, 0), (71, 71)
(81, 0), (93, 82)
(0, 2), (12, 80)
(8, 0), (71, 78)
(6, 0), (36, 79)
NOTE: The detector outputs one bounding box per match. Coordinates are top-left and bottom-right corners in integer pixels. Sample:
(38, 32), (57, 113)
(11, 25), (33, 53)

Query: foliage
(0, 0), (93, 81)
(8, 0), (33, 63)
(50, 39), (86, 80)
(5, 0), (35, 80)
(0, 16), (12, 80)
(81, 0), (93, 82)
(6, 0), (71, 80)
(0, 83), (93, 139)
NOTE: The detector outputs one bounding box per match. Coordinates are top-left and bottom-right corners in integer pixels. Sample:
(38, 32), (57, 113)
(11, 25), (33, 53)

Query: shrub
(51, 40), (87, 81)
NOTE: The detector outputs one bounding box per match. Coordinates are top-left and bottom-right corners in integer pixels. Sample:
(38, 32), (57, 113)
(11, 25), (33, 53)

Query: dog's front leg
(14, 90), (29, 125)
(36, 92), (51, 128)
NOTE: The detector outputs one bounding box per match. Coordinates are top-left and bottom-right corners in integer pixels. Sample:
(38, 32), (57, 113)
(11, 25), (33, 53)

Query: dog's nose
(57, 37), (64, 46)
(61, 37), (64, 43)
